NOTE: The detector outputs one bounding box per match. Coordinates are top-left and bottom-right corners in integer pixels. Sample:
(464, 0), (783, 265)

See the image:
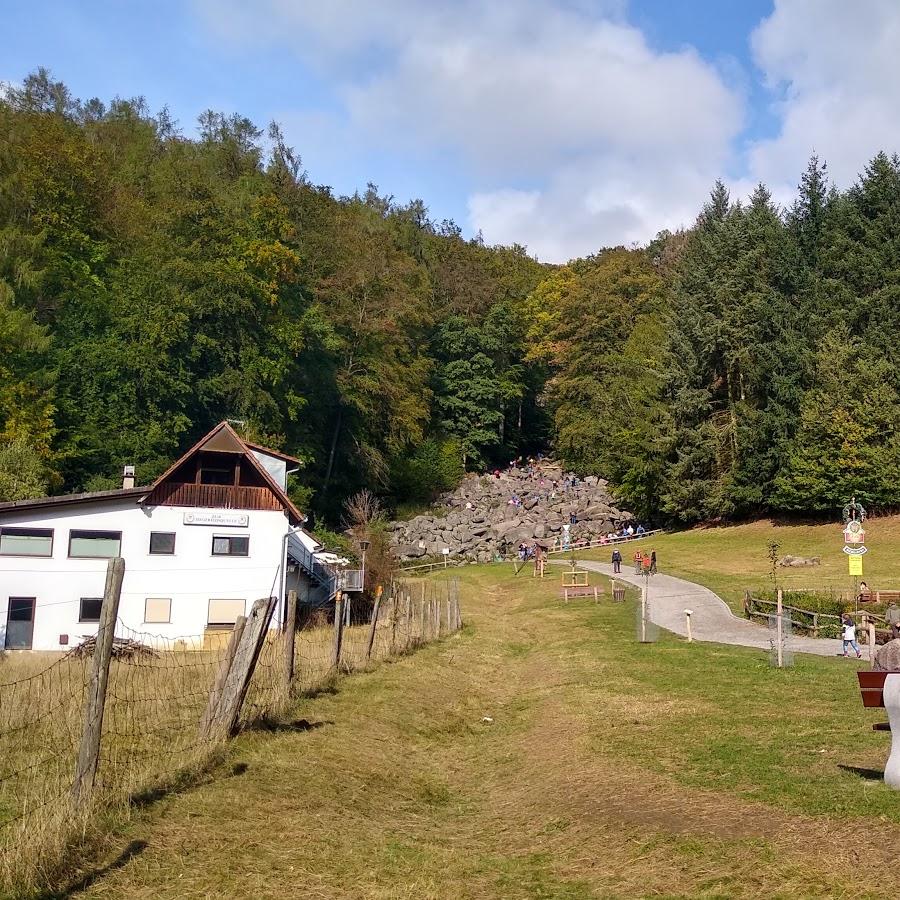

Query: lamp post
(359, 539), (370, 591)
(338, 560), (350, 627)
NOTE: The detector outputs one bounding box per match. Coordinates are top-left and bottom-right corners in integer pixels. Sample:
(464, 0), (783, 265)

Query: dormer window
(199, 465), (234, 486)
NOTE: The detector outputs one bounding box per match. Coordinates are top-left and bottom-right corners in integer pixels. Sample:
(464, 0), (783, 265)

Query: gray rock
(875, 640), (900, 671)
(397, 544), (426, 558)
(778, 555), (821, 568)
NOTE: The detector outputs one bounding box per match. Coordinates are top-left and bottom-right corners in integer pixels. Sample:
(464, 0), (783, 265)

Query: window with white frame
(0, 527), (53, 557)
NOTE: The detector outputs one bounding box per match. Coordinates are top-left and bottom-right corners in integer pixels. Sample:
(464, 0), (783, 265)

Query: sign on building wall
(183, 511), (250, 527)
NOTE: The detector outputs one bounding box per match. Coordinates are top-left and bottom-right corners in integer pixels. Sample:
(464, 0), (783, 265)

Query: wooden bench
(860, 590), (900, 604)
(560, 585), (603, 603)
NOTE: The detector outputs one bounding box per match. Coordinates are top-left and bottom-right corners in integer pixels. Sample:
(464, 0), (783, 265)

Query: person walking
(841, 614), (862, 658)
(612, 548), (622, 574)
(887, 601), (900, 639)
(633, 549), (642, 574)
(650, 550), (657, 575)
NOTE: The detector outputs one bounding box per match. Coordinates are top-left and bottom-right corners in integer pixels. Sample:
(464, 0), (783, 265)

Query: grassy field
(580, 515), (900, 613)
(0, 604), (440, 897)
(52, 563), (900, 899)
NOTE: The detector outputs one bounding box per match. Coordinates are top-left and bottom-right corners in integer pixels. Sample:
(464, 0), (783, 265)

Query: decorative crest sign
(843, 519), (866, 545)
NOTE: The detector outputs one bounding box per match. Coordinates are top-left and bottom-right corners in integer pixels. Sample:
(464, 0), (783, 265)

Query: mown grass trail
(61, 566), (900, 899)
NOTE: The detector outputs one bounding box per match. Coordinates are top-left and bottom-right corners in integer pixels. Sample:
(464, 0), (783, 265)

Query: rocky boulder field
(389, 463), (635, 563)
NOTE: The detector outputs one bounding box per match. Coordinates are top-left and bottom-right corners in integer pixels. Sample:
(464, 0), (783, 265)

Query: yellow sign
(849, 555), (864, 576)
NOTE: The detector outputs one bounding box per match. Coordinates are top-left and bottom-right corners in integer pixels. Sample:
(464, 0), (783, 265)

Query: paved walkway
(565, 560), (845, 657)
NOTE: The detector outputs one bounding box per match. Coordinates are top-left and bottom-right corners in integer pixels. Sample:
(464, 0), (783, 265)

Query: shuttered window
(144, 598), (172, 624)
(207, 599), (246, 627)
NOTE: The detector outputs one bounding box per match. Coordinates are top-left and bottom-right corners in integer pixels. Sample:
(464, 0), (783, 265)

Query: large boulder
(875, 640), (900, 671)
(397, 544), (426, 559)
(778, 555), (821, 568)
(492, 519), (520, 539)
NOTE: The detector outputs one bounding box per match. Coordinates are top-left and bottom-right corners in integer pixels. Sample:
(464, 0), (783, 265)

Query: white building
(0, 422), (336, 651)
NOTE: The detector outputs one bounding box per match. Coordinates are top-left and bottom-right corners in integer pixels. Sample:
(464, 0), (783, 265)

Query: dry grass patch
(50, 566), (900, 899)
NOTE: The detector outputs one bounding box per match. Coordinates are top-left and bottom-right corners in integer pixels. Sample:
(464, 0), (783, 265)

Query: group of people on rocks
(598, 524), (646, 543)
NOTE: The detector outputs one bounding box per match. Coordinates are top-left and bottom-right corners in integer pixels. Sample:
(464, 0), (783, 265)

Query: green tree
(773, 327), (900, 510)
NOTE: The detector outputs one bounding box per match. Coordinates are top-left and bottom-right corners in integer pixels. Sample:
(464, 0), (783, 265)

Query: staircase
(289, 536), (338, 607)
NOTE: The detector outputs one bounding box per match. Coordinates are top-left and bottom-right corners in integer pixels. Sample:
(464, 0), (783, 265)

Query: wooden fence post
(419, 598), (426, 644)
(332, 591), (344, 670)
(812, 612), (819, 638)
(869, 620), (877, 664)
(200, 597), (277, 741)
(390, 589), (398, 654)
(366, 585), (384, 662)
(404, 593), (412, 649)
(282, 589), (298, 698)
(72, 557), (125, 807)
(199, 615), (247, 739)
(776, 588), (784, 668)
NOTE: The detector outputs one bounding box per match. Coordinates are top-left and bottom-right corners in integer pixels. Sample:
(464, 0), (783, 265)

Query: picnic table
(560, 585), (602, 603)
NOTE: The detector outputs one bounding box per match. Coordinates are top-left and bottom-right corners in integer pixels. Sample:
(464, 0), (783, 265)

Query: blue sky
(4, 1), (898, 261)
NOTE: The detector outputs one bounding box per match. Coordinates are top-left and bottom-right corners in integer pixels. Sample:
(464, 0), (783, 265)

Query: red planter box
(857, 671), (900, 708)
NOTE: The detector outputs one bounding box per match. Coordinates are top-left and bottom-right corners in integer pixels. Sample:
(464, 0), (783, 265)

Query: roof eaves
(0, 487), (148, 515)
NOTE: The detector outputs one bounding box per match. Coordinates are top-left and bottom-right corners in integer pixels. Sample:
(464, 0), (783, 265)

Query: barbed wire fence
(0, 561), (462, 896)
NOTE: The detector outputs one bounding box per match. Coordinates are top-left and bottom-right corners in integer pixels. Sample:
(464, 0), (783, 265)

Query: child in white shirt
(842, 614), (861, 658)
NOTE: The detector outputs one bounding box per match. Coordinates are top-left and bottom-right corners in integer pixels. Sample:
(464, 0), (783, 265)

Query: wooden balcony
(146, 481), (282, 511)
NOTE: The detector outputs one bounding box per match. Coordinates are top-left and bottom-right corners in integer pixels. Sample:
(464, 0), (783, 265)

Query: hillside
(8, 72), (900, 528)
(582, 516), (900, 613)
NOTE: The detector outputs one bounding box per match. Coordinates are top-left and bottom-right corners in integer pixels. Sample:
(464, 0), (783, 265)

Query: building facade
(0, 423), (328, 651)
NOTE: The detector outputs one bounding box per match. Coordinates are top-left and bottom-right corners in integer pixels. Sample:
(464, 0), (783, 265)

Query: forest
(4, 69), (900, 525)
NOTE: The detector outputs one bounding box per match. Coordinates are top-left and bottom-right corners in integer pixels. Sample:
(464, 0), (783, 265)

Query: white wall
(250, 451), (287, 490)
(0, 500), (293, 651)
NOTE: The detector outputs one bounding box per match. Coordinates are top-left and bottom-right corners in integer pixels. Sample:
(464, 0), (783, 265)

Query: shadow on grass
(48, 839), (148, 898)
(247, 718), (333, 735)
(297, 681), (340, 700)
(838, 764), (884, 781)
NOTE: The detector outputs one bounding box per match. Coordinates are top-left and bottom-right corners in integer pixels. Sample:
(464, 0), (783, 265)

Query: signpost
(843, 497), (867, 612)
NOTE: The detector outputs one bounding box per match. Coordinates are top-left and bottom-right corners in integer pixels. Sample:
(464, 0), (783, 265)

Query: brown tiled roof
(0, 487), (148, 515)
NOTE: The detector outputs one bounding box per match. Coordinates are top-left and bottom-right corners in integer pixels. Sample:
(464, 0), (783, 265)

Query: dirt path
(66, 570), (898, 899)
(569, 559), (845, 656)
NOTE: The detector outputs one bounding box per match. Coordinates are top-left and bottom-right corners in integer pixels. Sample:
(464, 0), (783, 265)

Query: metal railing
(545, 529), (663, 555)
(398, 529), (664, 571)
(291, 541), (338, 598)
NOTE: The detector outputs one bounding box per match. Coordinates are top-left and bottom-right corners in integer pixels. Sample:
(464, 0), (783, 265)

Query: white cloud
(748, 0), (900, 196)
(197, 0), (743, 261)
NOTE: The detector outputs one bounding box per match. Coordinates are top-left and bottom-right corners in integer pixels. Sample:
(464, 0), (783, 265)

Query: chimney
(122, 465), (135, 490)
